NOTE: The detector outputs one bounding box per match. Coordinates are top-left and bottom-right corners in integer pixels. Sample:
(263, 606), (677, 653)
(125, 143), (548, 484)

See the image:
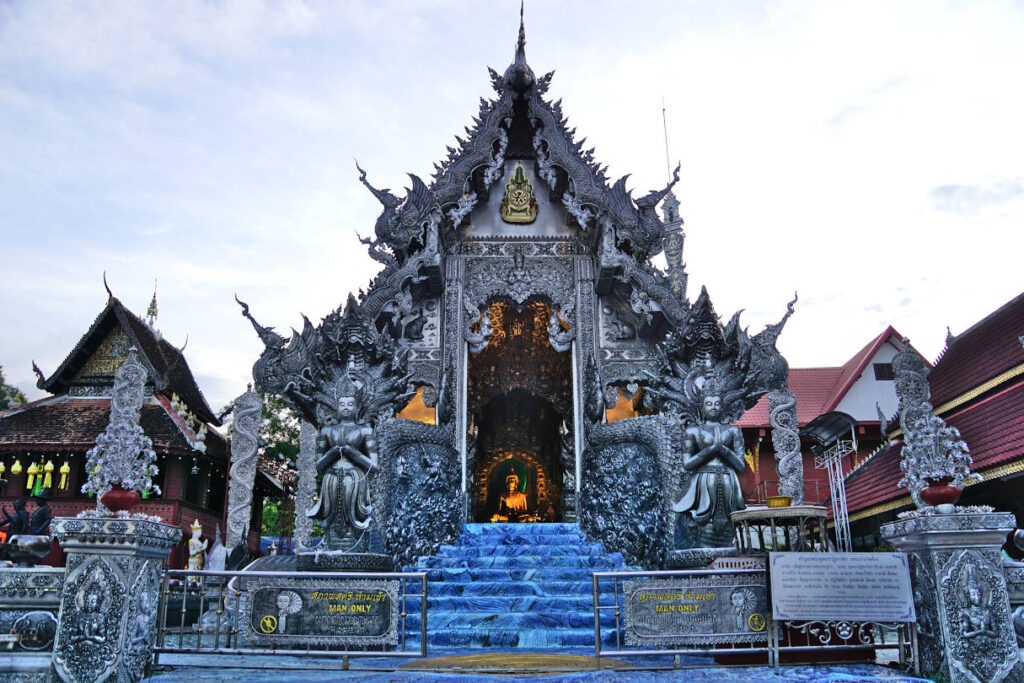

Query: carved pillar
(226, 387), (261, 549)
(293, 419), (317, 551)
(50, 517), (180, 683)
(881, 512), (1021, 682)
(768, 389), (804, 505)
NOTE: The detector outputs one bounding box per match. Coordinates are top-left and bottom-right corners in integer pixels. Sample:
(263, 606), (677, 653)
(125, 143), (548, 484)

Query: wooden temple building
(843, 291), (1024, 554)
(735, 327), (909, 505)
(0, 291), (292, 567)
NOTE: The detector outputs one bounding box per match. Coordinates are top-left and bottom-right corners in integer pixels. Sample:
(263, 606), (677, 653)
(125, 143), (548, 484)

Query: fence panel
(153, 569), (426, 668)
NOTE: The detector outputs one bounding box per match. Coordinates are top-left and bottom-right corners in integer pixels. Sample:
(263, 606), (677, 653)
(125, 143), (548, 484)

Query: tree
(219, 393), (300, 461)
(0, 365), (27, 410)
(219, 393), (301, 538)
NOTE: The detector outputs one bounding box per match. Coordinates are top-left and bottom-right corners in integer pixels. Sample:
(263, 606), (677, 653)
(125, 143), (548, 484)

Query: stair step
(405, 610), (613, 631)
(404, 522), (631, 650)
(429, 580), (602, 597)
(404, 595), (612, 612)
(455, 533), (586, 546)
(438, 543), (606, 557)
(406, 627), (619, 648)
(415, 554), (624, 570)
(462, 523), (581, 535)
(411, 567), (610, 582)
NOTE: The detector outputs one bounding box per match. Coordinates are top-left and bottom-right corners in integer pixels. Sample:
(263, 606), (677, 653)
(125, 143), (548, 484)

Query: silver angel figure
(306, 377), (379, 552)
(672, 381), (747, 549)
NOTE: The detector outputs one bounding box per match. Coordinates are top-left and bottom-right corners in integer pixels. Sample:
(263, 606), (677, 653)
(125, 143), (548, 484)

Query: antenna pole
(661, 96), (671, 182)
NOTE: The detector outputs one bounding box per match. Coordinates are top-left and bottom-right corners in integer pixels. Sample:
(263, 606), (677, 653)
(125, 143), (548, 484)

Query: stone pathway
(148, 655), (927, 682)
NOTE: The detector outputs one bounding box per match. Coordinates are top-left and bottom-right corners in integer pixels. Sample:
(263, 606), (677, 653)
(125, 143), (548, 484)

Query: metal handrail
(591, 567), (915, 674)
(154, 568), (428, 665)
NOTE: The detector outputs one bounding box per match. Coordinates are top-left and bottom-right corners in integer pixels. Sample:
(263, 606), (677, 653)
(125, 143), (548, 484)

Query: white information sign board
(769, 552), (915, 622)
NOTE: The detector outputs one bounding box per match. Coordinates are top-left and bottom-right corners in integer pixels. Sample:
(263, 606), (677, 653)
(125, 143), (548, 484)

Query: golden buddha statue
(490, 473), (537, 522)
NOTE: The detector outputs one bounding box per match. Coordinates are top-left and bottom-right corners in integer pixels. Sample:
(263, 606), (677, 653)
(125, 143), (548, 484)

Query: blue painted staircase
(403, 522), (631, 649)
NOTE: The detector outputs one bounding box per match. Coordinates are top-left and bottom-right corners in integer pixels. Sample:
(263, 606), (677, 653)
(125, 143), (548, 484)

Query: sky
(1, 0), (1022, 413)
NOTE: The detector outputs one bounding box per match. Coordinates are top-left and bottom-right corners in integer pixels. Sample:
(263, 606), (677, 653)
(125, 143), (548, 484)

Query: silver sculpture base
(666, 546), (738, 569)
(0, 535), (52, 567)
(296, 550), (393, 572)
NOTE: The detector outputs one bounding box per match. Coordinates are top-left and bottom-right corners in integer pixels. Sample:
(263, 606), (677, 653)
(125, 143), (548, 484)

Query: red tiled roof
(740, 367), (844, 427)
(739, 327), (908, 428)
(821, 326), (904, 413)
(40, 297), (219, 425)
(930, 291), (1024, 407)
(0, 395), (227, 461)
(844, 379), (1024, 515)
(843, 440), (904, 515)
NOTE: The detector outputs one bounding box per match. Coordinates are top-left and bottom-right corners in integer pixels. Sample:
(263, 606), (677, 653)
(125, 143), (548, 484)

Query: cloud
(3, 0), (1024, 411)
(927, 179), (1024, 216)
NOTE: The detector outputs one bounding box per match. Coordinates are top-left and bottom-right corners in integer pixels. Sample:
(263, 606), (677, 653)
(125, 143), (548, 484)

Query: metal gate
(153, 569), (427, 668)
(592, 568), (917, 674)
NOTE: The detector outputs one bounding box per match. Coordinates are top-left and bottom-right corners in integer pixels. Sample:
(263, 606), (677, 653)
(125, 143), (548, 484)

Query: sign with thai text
(623, 572), (769, 646)
(769, 552), (915, 622)
(247, 578), (399, 647)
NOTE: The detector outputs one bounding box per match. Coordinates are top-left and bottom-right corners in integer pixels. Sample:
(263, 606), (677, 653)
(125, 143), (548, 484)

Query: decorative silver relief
(226, 387), (261, 549)
(463, 296), (493, 354)
(939, 550), (1019, 683)
(892, 339), (979, 507)
(293, 420), (317, 552)
(768, 389), (804, 505)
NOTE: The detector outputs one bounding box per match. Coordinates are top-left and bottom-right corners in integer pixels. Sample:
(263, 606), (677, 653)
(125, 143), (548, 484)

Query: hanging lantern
(11, 459), (22, 476)
(0, 461), (5, 477)
(43, 460), (54, 489)
(190, 456), (200, 476)
(26, 461), (37, 489)
(31, 458), (44, 496)
(59, 461), (71, 490)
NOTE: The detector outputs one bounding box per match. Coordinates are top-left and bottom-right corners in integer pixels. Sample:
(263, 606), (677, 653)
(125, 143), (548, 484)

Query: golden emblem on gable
(500, 163), (538, 224)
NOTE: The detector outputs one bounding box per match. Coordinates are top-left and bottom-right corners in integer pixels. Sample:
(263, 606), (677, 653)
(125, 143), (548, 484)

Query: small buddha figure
(187, 519), (207, 584)
(491, 473), (537, 523)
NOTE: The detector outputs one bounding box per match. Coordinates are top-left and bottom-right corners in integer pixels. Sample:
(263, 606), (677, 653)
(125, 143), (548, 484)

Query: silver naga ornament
(768, 389), (804, 505)
(81, 347), (160, 499)
(892, 339), (978, 507)
(293, 419), (318, 552)
(226, 386), (261, 548)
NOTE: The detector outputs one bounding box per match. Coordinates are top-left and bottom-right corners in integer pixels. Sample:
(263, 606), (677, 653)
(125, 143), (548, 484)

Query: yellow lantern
(59, 461), (71, 490)
(43, 460), (54, 489)
(26, 461), (38, 489)
(11, 459), (22, 475)
(0, 462), (5, 477)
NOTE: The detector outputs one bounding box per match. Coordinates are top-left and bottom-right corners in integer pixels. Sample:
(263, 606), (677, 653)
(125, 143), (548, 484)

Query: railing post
(50, 516), (180, 683)
(592, 573), (601, 662)
(882, 511), (1020, 682)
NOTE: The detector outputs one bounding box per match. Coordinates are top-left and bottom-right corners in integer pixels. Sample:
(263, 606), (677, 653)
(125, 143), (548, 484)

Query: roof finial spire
(146, 278), (159, 327)
(103, 271), (114, 303)
(502, 0), (535, 94)
(517, 0), (526, 59)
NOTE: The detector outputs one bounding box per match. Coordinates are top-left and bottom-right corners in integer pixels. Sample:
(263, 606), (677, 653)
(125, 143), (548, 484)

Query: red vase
(920, 476), (961, 507)
(101, 484), (141, 512)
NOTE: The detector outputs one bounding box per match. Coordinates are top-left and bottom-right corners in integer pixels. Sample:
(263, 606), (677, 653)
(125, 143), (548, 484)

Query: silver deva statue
(672, 380), (746, 548)
(307, 376), (379, 552)
(646, 288), (795, 551)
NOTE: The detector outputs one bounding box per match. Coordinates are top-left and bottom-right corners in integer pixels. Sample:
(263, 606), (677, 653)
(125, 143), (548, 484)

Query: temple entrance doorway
(468, 300), (572, 523)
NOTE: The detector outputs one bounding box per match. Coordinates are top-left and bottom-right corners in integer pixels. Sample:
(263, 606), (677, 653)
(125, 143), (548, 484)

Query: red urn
(101, 484), (141, 512)
(920, 476), (962, 507)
